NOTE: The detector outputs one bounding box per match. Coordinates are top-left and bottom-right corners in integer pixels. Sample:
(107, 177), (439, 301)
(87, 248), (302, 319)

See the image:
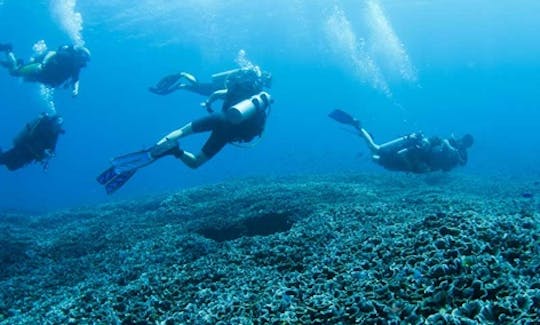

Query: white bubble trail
(40, 85), (57, 115)
(324, 5), (390, 96)
(32, 40), (48, 56)
(366, 0), (417, 83)
(50, 0), (85, 46)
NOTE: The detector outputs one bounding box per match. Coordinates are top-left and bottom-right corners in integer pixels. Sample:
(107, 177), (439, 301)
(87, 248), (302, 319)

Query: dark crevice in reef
(197, 212), (293, 242)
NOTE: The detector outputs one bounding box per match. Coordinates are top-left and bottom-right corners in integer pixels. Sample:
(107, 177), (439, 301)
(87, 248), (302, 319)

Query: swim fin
(96, 148), (153, 194)
(97, 141), (181, 194)
(97, 166), (137, 194)
(149, 73), (182, 95)
(328, 109), (361, 130)
(111, 148), (154, 174)
(111, 140), (181, 172)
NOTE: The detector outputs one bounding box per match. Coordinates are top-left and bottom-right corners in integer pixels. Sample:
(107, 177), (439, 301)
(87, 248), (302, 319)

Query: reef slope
(1, 173), (539, 324)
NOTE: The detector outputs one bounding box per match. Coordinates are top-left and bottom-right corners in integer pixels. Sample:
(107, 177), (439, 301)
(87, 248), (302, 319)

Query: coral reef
(0, 173), (538, 324)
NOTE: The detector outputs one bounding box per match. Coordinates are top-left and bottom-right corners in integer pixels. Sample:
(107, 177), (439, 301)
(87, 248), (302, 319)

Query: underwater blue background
(1, 0), (539, 212)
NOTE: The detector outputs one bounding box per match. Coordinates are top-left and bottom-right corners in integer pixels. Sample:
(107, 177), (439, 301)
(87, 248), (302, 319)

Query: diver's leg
(156, 122), (194, 144)
(177, 115), (228, 169)
(160, 112), (228, 140)
(154, 114), (227, 168)
(377, 133), (421, 153)
(178, 129), (226, 169)
(0, 49), (19, 73)
(0, 147), (31, 171)
(153, 115), (217, 156)
(359, 128), (380, 153)
(178, 150), (210, 169)
(3, 60), (42, 80)
(377, 136), (409, 151)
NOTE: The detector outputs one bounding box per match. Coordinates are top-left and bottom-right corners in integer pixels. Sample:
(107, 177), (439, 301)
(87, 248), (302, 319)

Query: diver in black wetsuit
(97, 66), (274, 194)
(152, 67), (272, 168)
(149, 68), (272, 98)
(0, 43), (90, 96)
(0, 113), (65, 171)
(329, 109), (473, 173)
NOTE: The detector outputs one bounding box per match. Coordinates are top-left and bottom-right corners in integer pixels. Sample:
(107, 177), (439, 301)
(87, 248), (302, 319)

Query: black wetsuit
(0, 115), (64, 171)
(190, 84), (267, 158)
(426, 140), (467, 172)
(376, 135), (467, 173)
(375, 135), (430, 173)
(21, 46), (81, 87)
(184, 82), (217, 97)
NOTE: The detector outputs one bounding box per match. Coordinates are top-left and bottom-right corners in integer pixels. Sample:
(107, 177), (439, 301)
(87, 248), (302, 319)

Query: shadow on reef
(196, 211), (293, 242)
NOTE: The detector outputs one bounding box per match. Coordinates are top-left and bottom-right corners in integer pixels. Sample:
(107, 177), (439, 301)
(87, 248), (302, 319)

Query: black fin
(329, 109), (360, 129)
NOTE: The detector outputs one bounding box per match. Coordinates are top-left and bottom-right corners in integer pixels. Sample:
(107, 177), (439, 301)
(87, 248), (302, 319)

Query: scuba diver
(98, 67), (274, 194)
(0, 42), (91, 97)
(149, 68), (272, 99)
(329, 109), (473, 173)
(0, 113), (65, 171)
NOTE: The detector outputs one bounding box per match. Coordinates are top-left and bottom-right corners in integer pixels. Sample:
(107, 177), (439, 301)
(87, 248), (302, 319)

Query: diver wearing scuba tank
(149, 68), (272, 97)
(98, 65), (274, 194)
(156, 67), (272, 168)
(0, 42), (91, 97)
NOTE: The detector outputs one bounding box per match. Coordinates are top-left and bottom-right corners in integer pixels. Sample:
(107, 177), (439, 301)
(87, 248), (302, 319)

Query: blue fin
(104, 169), (136, 194)
(97, 166), (137, 194)
(97, 166), (117, 185)
(111, 149), (154, 173)
(98, 142), (180, 194)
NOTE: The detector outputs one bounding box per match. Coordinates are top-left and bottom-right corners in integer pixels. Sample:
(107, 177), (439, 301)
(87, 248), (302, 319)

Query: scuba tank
(226, 91), (272, 124)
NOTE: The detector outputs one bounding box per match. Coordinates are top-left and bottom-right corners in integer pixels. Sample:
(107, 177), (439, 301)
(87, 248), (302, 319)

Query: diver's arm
(441, 139), (459, 156)
(442, 139), (466, 164)
(201, 89), (227, 112)
(359, 128), (380, 153)
(3, 51), (19, 72)
(70, 68), (81, 97)
(41, 51), (56, 65)
(72, 80), (80, 97)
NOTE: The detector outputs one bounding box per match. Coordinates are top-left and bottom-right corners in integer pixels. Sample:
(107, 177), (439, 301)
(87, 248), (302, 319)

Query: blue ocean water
(1, 0), (539, 212)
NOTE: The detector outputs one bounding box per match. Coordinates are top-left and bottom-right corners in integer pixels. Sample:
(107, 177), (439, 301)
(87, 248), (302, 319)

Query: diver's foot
(0, 43), (13, 52)
(150, 140), (184, 159)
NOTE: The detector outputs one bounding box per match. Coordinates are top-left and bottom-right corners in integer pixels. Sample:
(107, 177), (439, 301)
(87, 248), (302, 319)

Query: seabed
(1, 173), (539, 324)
